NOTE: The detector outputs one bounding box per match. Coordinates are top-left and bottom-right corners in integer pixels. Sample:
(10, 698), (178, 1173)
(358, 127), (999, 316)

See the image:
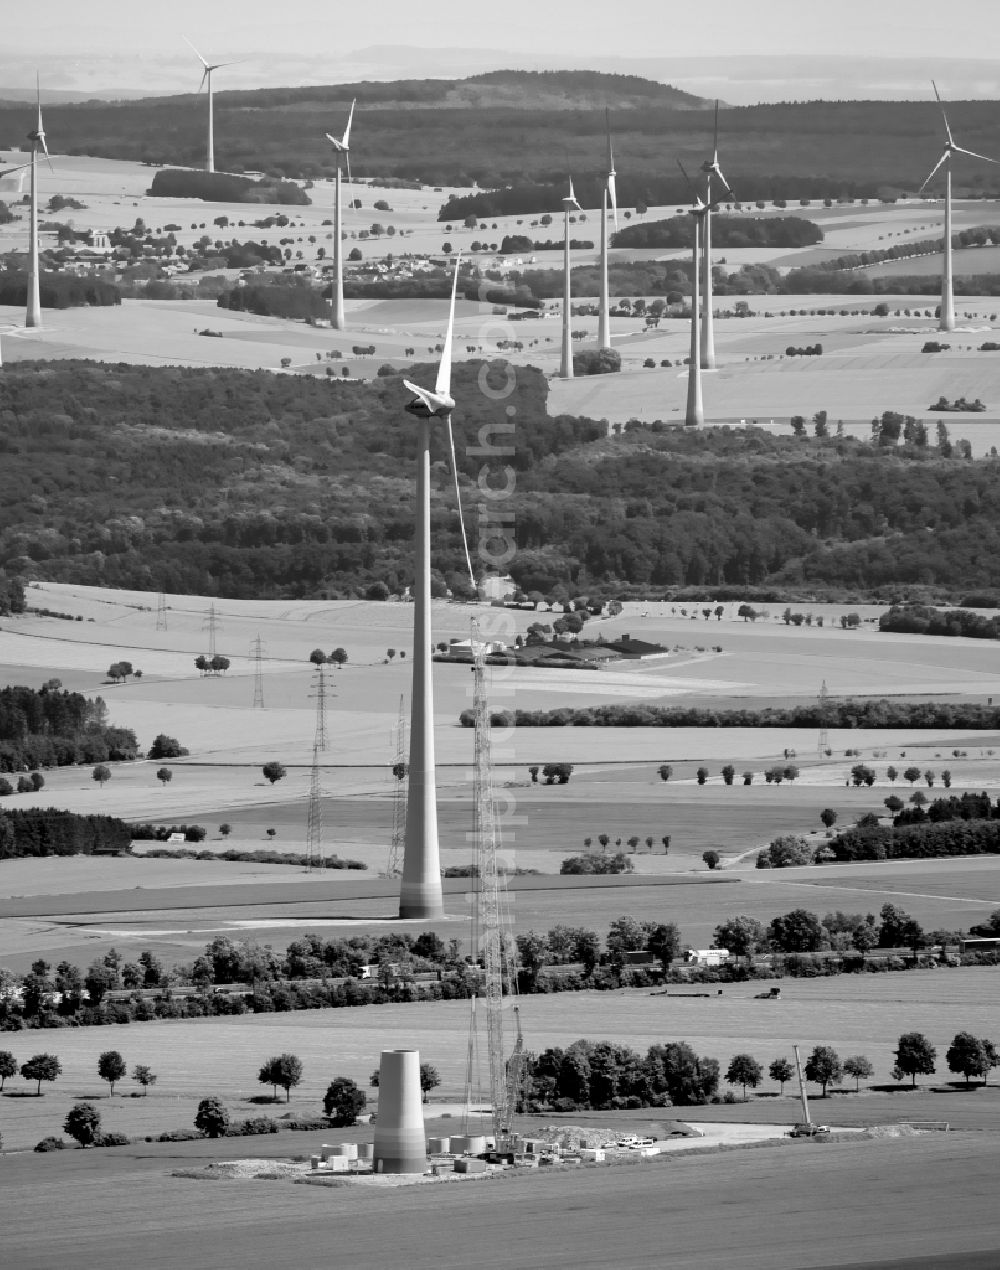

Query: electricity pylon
(310, 664), (329, 751)
(251, 634), (265, 709)
(386, 694), (407, 877)
(155, 592), (168, 632)
(817, 679), (830, 759)
(305, 744), (323, 870)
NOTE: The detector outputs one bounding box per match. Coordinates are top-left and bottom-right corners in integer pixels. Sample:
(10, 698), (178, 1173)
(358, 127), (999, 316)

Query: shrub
(34, 1136), (66, 1152)
(96, 1131), (130, 1147)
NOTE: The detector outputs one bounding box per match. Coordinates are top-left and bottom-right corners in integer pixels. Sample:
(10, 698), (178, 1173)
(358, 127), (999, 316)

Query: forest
(0, 360), (997, 601)
(0, 685), (138, 771)
(1, 72), (997, 193)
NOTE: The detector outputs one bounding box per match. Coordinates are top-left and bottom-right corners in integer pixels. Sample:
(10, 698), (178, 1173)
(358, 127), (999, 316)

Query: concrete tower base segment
(373, 1049), (427, 1174)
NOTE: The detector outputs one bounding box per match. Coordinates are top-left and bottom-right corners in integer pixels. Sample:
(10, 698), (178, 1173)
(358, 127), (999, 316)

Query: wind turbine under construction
(325, 99), (356, 330)
(560, 177), (582, 379)
(678, 161), (708, 428)
(400, 255), (467, 919)
(699, 101), (734, 369)
(598, 110), (618, 351)
(184, 37), (238, 173)
(919, 81), (998, 333)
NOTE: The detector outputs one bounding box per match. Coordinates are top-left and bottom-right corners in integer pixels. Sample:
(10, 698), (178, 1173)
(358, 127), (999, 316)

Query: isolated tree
(819, 808), (838, 830)
(92, 764), (111, 788)
(329, 647), (348, 665)
(219, 823), (231, 837)
(98, 1050), (127, 1096)
(769, 908), (825, 953)
(156, 767), (172, 785)
(148, 734), (188, 760)
(658, 764), (673, 782)
(886, 765), (898, 783)
(702, 849), (720, 870)
(894, 1032), (936, 1088)
(884, 795), (904, 816)
(714, 915), (766, 964)
(131, 1064), (157, 1095)
(419, 1063), (441, 1102)
(646, 922), (681, 972)
(64, 1102), (101, 1147)
(946, 1032), (990, 1087)
(725, 1053), (763, 1100)
(804, 1045), (842, 1096)
(843, 1055), (874, 1091)
(21, 1053), (62, 1095)
(661, 835), (671, 855)
(528, 765), (539, 783)
(721, 765), (735, 786)
(194, 1096), (229, 1138)
(696, 766), (709, 786)
(309, 648), (327, 665)
(0, 1050), (17, 1090)
(258, 1053), (303, 1102)
(262, 762), (286, 785)
(909, 790), (927, 809)
(769, 1057), (794, 1095)
(323, 1076), (366, 1125)
(903, 766), (922, 786)
(386, 648), (396, 661)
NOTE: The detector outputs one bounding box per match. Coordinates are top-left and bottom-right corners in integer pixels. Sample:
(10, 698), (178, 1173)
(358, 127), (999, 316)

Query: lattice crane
(470, 619), (523, 1149)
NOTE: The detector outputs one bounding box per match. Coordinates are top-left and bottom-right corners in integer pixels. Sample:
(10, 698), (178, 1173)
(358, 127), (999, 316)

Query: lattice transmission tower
(817, 679), (830, 759)
(386, 694), (407, 877)
(251, 634), (265, 709)
(155, 592), (168, 632)
(310, 664), (329, 751)
(203, 603), (218, 659)
(305, 745), (323, 871)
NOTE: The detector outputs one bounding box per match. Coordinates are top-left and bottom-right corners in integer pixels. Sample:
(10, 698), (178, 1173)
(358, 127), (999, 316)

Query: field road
(3, 1133), (998, 1270)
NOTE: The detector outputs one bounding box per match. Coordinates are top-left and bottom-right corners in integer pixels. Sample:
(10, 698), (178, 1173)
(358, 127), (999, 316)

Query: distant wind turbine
(699, 101), (734, 369)
(399, 255), (468, 919)
(184, 37), (239, 173)
(325, 99), (355, 330)
(919, 81), (998, 332)
(560, 177), (582, 379)
(598, 109), (618, 351)
(26, 79), (52, 329)
(678, 161), (707, 427)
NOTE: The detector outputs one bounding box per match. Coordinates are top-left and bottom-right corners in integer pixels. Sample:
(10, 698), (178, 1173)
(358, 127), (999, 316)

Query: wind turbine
(26, 80), (52, 329)
(399, 255), (466, 919)
(678, 162), (708, 427)
(598, 109), (618, 350)
(699, 101), (734, 369)
(184, 37), (238, 173)
(325, 99), (355, 330)
(919, 81), (998, 332)
(559, 177), (582, 379)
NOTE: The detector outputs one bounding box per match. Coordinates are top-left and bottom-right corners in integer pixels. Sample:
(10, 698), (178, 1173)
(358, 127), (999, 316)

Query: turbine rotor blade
(184, 35), (210, 68)
(435, 252), (461, 399)
(198, 68), (209, 93)
(608, 171), (618, 230)
(918, 151), (949, 193)
(953, 145), (998, 165)
(677, 159), (702, 204)
(342, 98), (356, 149)
(714, 164), (734, 201)
(712, 99), (720, 159)
(931, 80), (955, 147)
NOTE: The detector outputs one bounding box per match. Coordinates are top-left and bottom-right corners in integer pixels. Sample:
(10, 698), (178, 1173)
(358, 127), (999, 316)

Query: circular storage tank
(465, 1135), (488, 1155)
(339, 1143), (358, 1160)
(357, 1142), (374, 1161)
(427, 1136), (450, 1154)
(449, 1135), (471, 1154)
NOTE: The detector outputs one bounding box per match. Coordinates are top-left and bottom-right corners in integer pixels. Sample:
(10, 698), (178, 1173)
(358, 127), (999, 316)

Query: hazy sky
(5, 0), (996, 60)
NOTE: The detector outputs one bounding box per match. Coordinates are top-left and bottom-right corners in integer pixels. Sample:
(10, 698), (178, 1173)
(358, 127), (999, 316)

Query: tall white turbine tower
(399, 257), (463, 919)
(699, 102), (734, 369)
(325, 99), (355, 331)
(919, 81), (998, 333)
(598, 110), (619, 351)
(26, 82), (51, 329)
(185, 37), (237, 173)
(560, 178), (582, 379)
(679, 162), (708, 428)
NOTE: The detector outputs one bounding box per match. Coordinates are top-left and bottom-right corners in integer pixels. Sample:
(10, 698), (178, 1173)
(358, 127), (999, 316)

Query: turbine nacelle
(920, 81), (999, 192)
(563, 177), (581, 213)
